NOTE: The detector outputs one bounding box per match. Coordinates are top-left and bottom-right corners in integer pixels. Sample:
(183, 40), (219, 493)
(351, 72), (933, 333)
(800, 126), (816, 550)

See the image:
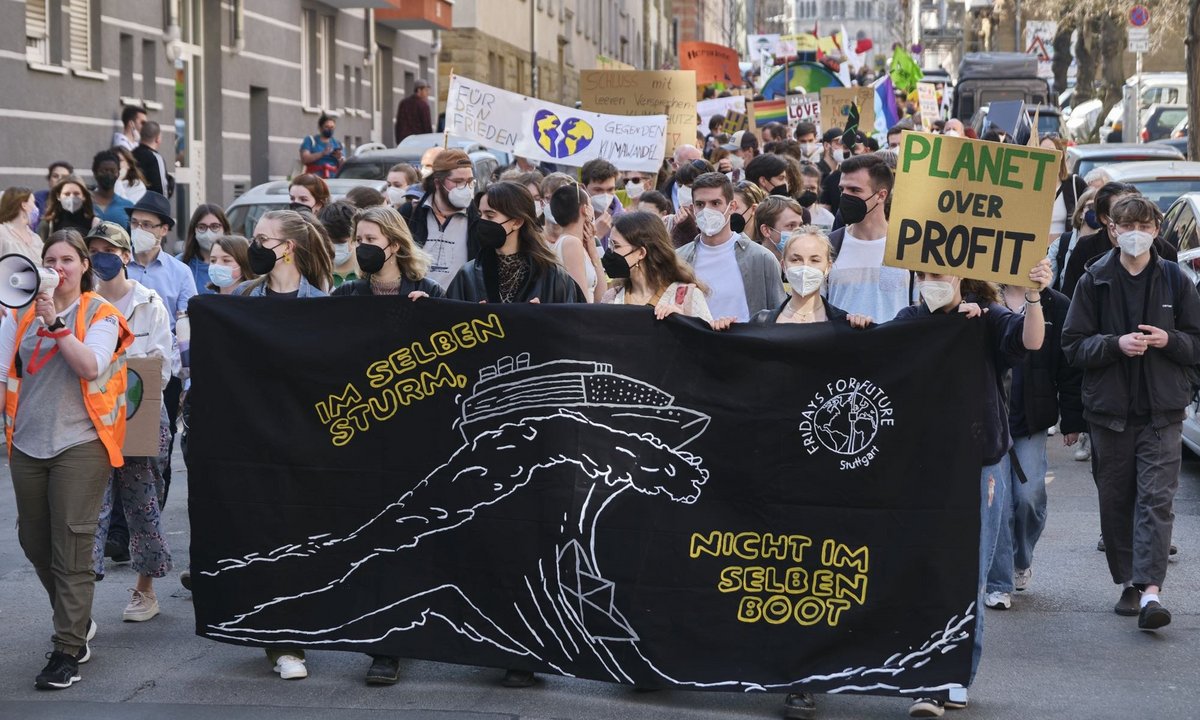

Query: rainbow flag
(750, 99), (787, 128)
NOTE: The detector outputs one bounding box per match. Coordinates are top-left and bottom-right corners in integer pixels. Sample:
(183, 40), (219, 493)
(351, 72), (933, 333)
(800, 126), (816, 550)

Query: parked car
(1173, 116), (1188, 139)
(1169, 193), (1200, 454)
(225, 179), (388, 238)
(339, 141), (502, 187)
(1100, 161), (1200, 212)
(1153, 136), (1189, 158)
(1141, 104), (1188, 143)
(1065, 98), (1104, 142)
(1064, 142), (1185, 177)
(395, 132), (513, 167)
(969, 104), (1063, 143)
(953, 52), (1051, 121)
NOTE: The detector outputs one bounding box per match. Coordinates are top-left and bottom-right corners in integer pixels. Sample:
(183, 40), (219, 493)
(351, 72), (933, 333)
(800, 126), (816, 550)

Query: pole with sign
(1128, 5), (1150, 143)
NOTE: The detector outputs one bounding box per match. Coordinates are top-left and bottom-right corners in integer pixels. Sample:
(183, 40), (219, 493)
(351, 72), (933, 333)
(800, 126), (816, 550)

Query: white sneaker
(273, 655), (307, 680)
(1014, 567), (1032, 592)
(1047, 425), (1057, 436)
(1074, 433), (1091, 461)
(984, 591), (1012, 610)
(123, 589), (160, 622)
(909, 698), (945, 717)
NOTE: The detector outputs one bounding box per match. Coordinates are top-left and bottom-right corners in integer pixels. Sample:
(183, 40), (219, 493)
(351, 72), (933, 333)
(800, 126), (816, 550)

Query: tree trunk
(1086, 12), (1126, 143)
(1074, 18), (1096, 105)
(1189, 0), (1200, 161)
(1052, 23), (1073, 100)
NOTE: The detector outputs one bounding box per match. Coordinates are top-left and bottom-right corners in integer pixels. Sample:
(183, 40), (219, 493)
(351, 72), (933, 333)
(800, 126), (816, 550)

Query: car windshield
(1076, 156), (1176, 178)
(337, 163), (387, 181)
(1130, 180), (1200, 212)
(227, 203), (288, 238)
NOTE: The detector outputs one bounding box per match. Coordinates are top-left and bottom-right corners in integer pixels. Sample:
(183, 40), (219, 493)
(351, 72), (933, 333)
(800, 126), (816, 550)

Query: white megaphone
(0, 253), (60, 309)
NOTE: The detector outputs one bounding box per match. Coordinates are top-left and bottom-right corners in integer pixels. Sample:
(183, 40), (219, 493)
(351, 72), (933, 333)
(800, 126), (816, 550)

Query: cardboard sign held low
(122, 356), (164, 458)
(885, 133), (1061, 287)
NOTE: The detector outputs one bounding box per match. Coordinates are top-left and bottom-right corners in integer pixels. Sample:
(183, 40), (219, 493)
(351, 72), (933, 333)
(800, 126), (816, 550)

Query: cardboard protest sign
(916, 83), (939, 132)
(448, 74), (667, 173)
(122, 356), (163, 457)
(787, 94), (821, 132)
(721, 110), (750, 135)
(820, 87), (875, 136)
(697, 95), (746, 134)
(886, 133), (1061, 287)
(580, 70), (697, 158)
(679, 41), (742, 87)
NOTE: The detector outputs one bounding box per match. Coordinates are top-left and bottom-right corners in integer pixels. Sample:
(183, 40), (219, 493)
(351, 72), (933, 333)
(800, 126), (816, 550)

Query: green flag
(889, 47), (923, 94)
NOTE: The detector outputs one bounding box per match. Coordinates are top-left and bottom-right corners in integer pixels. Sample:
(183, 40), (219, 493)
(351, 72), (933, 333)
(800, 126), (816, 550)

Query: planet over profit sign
(885, 133), (1061, 287)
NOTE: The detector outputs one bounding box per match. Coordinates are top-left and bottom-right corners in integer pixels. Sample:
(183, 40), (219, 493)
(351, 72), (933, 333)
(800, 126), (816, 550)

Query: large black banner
(188, 296), (986, 697)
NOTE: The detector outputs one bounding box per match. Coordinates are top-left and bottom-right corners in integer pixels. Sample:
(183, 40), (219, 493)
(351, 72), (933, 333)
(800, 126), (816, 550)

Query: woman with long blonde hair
(235, 210), (332, 297)
(332, 205), (444, 299)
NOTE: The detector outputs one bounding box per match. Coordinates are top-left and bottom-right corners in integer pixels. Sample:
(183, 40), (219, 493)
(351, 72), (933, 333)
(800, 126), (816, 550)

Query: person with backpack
(1062, 195), (1200, 632)
(298, 114), (344, 180)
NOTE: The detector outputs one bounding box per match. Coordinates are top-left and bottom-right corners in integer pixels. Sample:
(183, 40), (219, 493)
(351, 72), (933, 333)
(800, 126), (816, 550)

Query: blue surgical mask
(775, 229), (792, 255)
(208, 263), (238, 288)
(90, 251), (125, 282)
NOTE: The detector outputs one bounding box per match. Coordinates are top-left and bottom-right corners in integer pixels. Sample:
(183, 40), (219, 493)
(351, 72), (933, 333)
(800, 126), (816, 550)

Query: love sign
(448, 74), (667, 172)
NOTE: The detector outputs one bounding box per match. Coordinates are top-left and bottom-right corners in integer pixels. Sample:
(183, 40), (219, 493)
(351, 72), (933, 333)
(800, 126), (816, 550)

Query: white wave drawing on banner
(200, 355), (970, 693)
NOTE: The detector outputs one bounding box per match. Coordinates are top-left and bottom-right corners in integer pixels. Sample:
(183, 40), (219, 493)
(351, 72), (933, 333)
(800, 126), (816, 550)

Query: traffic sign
(1127, 27), (1150, 53)
(1129, 5), (1150, 27)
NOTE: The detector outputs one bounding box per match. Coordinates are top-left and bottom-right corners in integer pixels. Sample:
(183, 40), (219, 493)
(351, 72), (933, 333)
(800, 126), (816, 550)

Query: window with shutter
(25, 0), (50, 65)
(68, 0), (92, 70)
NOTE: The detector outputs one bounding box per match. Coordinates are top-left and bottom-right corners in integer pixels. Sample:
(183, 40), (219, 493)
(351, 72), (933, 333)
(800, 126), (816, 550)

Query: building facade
(437, 0), (674, 108)
(2, 0), (443, 222)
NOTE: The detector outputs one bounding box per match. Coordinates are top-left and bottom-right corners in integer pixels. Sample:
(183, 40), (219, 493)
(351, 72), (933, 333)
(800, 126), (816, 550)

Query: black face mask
(839, 192), (877, 225)
(729, 212), (747, 234)
(355, 243), (387, 275)
(248, 241), (280, 275)
(770, 184), (790, 197)
(476, 219), (509, 250)
(797, 190), (818, 208)
(94, 174), (117, 191)
(601, 249), (635, 279)
(289, 202), (313, 214)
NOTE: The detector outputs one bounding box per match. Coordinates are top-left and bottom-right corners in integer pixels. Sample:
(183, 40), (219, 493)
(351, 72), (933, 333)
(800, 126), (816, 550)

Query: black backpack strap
(829, 226), (846, 256)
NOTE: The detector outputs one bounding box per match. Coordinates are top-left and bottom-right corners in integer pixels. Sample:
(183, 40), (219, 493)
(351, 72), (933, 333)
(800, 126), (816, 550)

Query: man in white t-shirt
(676, 172), (786, 322)
(825, 153), (910, 321)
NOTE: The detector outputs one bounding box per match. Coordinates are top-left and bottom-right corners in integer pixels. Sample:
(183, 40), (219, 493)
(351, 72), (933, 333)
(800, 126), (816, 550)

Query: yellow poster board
(819, 87), (875, 136)
(580, 70), (697, 158)
(885, 133), (1061, 287)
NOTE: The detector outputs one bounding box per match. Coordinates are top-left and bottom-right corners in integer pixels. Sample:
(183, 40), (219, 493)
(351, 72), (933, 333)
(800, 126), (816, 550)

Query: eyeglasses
(444, 178), (476, 189)
(195, 223), (224, 233)
(252, 235), (287, 247)
(130, 219), (163, 231)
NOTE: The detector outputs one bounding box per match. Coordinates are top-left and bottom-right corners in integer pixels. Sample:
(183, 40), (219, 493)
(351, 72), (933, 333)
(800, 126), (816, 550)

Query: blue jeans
(971, 458), (1009, 686)
(987, 434), (1049, 593)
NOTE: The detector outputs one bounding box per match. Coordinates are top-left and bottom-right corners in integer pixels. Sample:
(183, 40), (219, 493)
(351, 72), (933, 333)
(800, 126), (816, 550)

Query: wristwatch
(47, 317), (65, 331)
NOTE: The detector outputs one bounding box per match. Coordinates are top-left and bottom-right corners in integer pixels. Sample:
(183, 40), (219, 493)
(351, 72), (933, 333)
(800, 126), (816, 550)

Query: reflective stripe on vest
(4, 293), (134, 466)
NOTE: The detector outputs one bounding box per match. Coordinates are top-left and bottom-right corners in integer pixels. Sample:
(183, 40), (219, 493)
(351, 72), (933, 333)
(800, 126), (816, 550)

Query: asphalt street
(1, 437), (1197, 720)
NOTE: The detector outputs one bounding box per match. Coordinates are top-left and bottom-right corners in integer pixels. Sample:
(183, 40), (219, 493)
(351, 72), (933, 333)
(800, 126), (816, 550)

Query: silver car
(225, 179), (388, 238)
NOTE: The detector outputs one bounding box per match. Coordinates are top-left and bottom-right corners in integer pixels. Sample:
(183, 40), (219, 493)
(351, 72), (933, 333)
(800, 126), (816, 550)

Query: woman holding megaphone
(84, 222), (176, 623)
(0, 228), (134, 690)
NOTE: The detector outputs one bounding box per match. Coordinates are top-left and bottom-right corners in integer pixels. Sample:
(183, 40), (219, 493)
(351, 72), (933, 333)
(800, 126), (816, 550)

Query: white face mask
(800, 143), (821, 161)
(832, 148), (847, 164)
(131, 227), (159, 253)
(695, 207), (728, 237)
(729, 155), (745, 171)
(677, 185), (693, 207)
(543, 202), (558, 226)
(385, 186), (407, 206)
(195, 230), (219, 252)
(1117, 229), (1155, 257)
(944, 130), (961, 137)
(590, 193), (613, 214)
(786, 265), (825, 297)
(919, 280), (957, 311)
(625, 181), (644, 200)
(447, 184), (473, 209)
(333, 242), (353, 266)
(420, 166), (432, 179)
(60, 195), (83, 213)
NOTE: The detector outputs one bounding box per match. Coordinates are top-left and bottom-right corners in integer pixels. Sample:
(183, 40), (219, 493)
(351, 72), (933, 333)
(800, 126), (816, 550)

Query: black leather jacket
(446, 250), (585, 304)
(330, 276), (445, 297)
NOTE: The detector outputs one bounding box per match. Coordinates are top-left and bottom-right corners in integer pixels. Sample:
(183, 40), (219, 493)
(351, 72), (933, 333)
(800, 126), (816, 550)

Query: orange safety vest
(5, 292), (135, 467)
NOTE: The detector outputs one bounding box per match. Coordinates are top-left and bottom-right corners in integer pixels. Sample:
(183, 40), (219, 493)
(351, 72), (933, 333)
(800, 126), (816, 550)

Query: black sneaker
(1169, 544), (1179, 562)
(1138, 601), (1172, 631)
(783, 691), (817, 719)
(75, 619), (97, 664)
(500, 669), (536, 688)
(104, 537), (130, 564)
(1096, 534), (1105, 552)
(365, 655), (400, 685)
(180, 570), (192, 591)
(1114, 586), (1141, 616)
(35, 651), (80, 690)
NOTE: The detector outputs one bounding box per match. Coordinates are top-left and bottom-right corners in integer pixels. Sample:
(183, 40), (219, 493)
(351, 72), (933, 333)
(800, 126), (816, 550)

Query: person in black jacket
(446, 181), (581, 306)
(984, 285), (1084, 610)
(1059, 183), (1177, 301)
(330, 205), (443, 300)
(1062, 195), (1200, 632)
(132, 121), (170, 197)
(398, 149), (480, 289)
